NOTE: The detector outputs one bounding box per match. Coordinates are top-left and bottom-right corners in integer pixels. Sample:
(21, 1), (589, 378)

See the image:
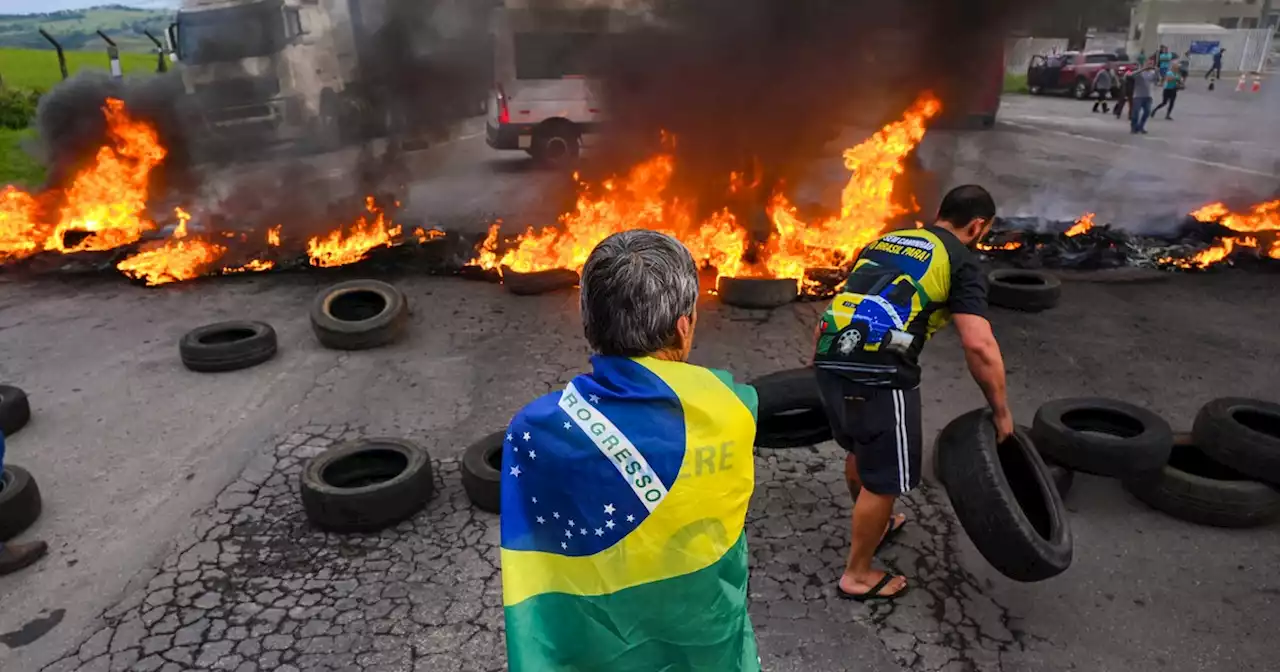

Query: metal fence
(1153, 29), (1274, 74)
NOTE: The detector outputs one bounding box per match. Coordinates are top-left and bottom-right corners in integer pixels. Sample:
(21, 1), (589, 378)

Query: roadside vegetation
(1004, 73), (1029, 95)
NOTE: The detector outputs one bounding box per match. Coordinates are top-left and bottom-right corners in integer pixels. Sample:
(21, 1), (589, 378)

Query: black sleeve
(948, 253), (988, 318)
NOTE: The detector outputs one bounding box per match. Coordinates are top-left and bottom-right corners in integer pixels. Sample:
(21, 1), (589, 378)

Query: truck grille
(207, 104), (275, 124)
(193, 77), (280, 106)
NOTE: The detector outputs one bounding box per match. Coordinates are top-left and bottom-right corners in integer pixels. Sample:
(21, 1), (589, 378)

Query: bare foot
(839, 571), (908, 598)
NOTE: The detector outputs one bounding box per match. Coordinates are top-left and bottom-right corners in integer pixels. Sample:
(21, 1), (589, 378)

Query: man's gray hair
(580, 229), (700, 357)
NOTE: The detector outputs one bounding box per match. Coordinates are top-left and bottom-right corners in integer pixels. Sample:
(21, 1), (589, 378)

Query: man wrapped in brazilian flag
(500, 230), (761, 671)
(812, 185), (1014, 602)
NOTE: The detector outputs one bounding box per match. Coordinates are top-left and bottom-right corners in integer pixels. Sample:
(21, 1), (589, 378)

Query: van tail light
(496, 84), (511, 125)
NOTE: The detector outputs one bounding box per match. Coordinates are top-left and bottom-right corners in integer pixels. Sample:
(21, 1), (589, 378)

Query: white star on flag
(604, 503), (615, 515)
(510, 466), (521, 477)
(589, 394), (601, 403)
(563, 422), (571, 430)
(579, 528), (587, 536)
(506, 433), (513, 441)
(553, 512), (560, 519)
(605, 519), (615, 529)
(512, 445), (518, 453)
(522, 432), (531, 441)
(536, 516), (545, 524)
(568, 519), (576, 527)
(528, 450), (537, 460)
(561, 542), (567, 549)
(532, 497), (538, 504)
(565, 529), (573, 538)
(626, 514), (635, 523)
(595, 528), (604, 536)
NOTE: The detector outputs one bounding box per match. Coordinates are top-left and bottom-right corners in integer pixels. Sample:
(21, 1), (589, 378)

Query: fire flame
(413, 226), (445, 244)
(116, 208), (228, 286)
(267, 225), (282, 247)
(1065, 213), (1094, 237)
(307, 197), (403, 268)
(977, 240), (1022, 251)
(473, 92), (942, 287)
(1191, 200), (1280, 234)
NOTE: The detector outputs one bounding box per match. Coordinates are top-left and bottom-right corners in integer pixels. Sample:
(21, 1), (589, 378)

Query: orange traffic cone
(1252, 75), (1262, 93)
(1236, 73), (1248, 91)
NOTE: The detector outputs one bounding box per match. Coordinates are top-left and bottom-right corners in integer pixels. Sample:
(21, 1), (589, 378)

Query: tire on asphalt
(987, 269), (1062, 312)
(0, 465), (43, 542)
(937, 408), (1073, 582)
(501, 266), (579, 296)
(1031, 398), (1173, 479)
(462, 432), (504, 514)
(717, 277), (799, 309)
(1124, 433), (1280, 528)
(1192, 397), (1280, 486)
(179, 321), (278, 373)
(750, 368), (832, 449)
(0, 385), (31, 436)
(531, 122), (580, 168)
(300, 438), (434, 533)
(311, 280), (409, 351)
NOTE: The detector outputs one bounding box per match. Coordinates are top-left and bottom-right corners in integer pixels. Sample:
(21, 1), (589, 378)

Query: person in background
(0, 431), (49, 577)
(811, 185), (1011, 602)
(1090, 63), (1114, 113)
(1130, 60), (1160, 134)
(1158, 45), (1173, 74)
(1176, 53), (1189, 79)
(1114, 65), (1136, 121)
(1206, 48), (1225, 80)
(1152, 65), (1183, 120)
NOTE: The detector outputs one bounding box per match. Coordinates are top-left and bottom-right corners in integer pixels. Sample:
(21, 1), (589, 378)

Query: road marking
(1002, 120), (1279, 178)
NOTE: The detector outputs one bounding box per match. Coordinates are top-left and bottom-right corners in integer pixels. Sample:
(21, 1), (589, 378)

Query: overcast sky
(6, 1), (177, 13)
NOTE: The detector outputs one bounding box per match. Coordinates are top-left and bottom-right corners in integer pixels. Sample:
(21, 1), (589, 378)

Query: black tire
(750, 368), (832, 449)
(179, 321), (278, 373)
(501, 266), (579, 296)
(1073, 78), (1090, 100)
(0, 465), (43, 542)
(1192, 398), (1280, 486)
(0, 385), (31, 436)
(1125, 433), (1280, 528)
(987, 269), (1062, 312)
(1031, 398), (1173, 479)
(299, 438), (434, 533)
(311, 280), (409, 351)
(716, 277), (799, 309)
(938, 409), (1072, 582)
(935, 427), (1075, 499)
(462, 432), (504, 514)
(531, 124), (580, 168)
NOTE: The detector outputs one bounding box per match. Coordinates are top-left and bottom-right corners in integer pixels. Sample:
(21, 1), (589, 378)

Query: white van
(486, 7), (629, 166)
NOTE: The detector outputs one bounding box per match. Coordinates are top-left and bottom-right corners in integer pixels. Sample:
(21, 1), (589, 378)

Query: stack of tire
(1031, 397), (1280, 529)
(0, 385), (42, 544)
(986, 269), (1061, 313)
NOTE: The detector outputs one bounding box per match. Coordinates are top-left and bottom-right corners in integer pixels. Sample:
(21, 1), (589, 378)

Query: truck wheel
(1073, 78), (1090, 100)
(532, 124), (580, 168)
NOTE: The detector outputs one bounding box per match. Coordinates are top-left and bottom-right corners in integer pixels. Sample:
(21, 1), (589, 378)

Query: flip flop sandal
(837, 574), (910, 602)
(876, 515), (908, 553)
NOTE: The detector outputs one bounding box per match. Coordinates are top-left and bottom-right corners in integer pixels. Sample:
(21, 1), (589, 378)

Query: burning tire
(1192, 398), (1280, 486)
(1031, 398), (1173, 479)
(717, 277), (799, 309)
(179, 321), (278, 373)
(311, 280), (409, 351)
(936, 409), (1072, 582)
(501, 267), (579, 296)
(0, 465), (42, 542)
(986, 269), (1062, 312)
(0, 385), (31, 437)
(461, 432), (504, 514)
(1124, 433), (1280, 528)
(300, 438), (434, 533)
(750, 368), (832, 449)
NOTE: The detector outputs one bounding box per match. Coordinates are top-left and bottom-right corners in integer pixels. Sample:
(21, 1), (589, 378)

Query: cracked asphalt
(1, 93), (1278, 671)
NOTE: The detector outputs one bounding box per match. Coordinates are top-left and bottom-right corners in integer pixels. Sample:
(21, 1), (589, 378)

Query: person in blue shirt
(1206, 48), (1225, 80)
(0, 431), (48, 576)
(1152, 67), (1183, 120)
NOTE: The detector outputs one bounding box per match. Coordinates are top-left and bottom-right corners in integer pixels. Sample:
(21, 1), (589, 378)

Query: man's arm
(953, 314), (1012, 440)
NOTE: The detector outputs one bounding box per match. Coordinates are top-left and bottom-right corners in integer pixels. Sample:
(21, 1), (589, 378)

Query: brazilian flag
(500, 355), (761, 671)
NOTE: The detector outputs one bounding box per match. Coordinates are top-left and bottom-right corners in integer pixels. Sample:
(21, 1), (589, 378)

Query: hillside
(0, 5), (174, 53)
(0, 47), (161, 90)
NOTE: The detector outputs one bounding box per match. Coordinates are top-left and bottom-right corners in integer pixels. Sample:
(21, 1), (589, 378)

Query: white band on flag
(559, 382), (669, 512)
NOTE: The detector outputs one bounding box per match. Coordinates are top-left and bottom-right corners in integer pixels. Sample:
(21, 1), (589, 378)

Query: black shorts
(815, 369), (923, 496)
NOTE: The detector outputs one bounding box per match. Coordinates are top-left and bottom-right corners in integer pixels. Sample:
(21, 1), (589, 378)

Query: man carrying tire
(498, 230), (761, 670)
(811, 185), (1013, 601)
(0, 431), (48, 576)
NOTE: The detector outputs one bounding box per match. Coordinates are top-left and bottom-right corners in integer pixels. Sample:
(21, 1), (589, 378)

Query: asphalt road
(0, 92), (1277, 672)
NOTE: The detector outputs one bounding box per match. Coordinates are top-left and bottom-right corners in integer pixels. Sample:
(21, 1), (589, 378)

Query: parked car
(1027, 51), (1137, 100)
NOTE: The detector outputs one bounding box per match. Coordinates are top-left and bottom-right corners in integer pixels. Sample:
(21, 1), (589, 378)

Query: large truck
(171, 0), (389, 155)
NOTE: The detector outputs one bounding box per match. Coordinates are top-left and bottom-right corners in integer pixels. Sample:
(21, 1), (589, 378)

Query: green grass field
(0, 47), (159, 91)
(1003, 73), (1029, 95)
(0, 128), (43, 187)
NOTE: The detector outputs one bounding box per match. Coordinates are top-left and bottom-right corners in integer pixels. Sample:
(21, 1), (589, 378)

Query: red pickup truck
(1027, 51), (1137, 100)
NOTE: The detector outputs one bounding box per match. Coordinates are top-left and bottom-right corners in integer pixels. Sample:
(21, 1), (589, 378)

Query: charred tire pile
(300, 438), (435, 533)
(311, 279), (409, 350)
(717, 277), (799, 309)
(987, 269), (1061, 312)
(1031, 398), (1173, 479)
(749, 368), (833, 449)
(179, 321), (279, 373)
(0, 385), (31, 436)
(461, 432), (505, 514)
(501, 266), (579, 296)
(0, 465), (43, 541)
(935, 408), (1073, 582)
